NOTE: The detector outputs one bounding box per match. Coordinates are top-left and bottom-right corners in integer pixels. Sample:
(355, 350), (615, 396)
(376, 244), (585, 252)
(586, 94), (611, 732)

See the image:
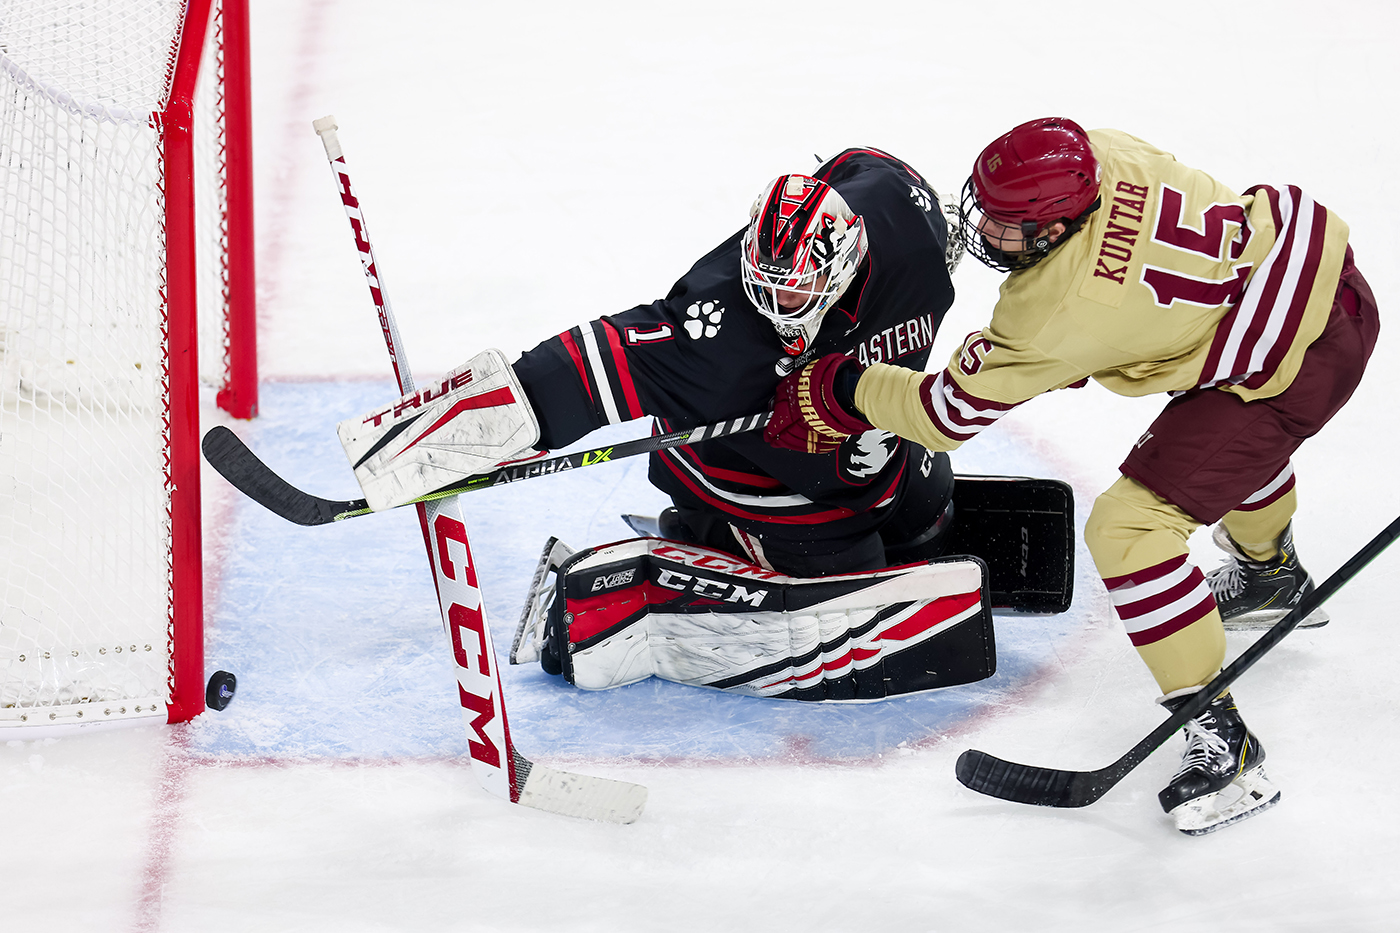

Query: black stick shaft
(1112, 512), (1400, 767)
(957, 512), (1400, 807)
(203, 412), (768, 526)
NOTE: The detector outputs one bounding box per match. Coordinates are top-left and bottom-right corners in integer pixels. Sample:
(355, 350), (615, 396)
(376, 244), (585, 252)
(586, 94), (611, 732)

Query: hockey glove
(338, 348), (541, 511)
(765, 353), (872, 453)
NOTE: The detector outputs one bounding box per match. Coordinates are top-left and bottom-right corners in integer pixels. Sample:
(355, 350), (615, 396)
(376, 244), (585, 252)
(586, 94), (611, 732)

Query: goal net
(0, 0), (256, 734)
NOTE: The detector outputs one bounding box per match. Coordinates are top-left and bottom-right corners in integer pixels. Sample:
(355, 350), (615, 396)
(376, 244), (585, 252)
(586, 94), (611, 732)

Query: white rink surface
(7, 1), (1400, 930)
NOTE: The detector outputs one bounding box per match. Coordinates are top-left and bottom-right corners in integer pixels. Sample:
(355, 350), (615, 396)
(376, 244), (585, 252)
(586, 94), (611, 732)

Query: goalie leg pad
(338, 348), (541, 511)
(518, 538), (996, 701)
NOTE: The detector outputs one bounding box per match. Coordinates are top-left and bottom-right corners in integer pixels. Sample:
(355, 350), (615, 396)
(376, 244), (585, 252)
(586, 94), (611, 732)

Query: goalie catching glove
(338, 348), (541, 511)
(764, 353), (871, 453)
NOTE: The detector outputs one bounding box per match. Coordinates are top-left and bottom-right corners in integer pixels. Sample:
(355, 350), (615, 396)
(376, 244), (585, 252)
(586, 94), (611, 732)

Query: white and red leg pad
(517, 537), (995, 701)
(338, 348), (541, 512)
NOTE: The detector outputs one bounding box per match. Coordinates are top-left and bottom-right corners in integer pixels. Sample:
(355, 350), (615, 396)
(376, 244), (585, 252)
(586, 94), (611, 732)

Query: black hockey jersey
(513, 148), (955, 545)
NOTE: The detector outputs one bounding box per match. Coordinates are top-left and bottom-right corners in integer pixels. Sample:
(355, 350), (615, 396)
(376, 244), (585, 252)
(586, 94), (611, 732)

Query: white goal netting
(0, 0), (234, 731)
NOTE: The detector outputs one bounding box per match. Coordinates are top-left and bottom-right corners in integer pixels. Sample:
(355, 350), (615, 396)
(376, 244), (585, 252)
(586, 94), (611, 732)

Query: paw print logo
(909, 185), (933, 212)
(684, 301), (724, 339)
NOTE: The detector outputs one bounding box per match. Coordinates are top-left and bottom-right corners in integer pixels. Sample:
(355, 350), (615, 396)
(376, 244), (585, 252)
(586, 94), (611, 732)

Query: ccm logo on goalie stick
(435, 515), (503, 770)
(361, 369), (477, 427)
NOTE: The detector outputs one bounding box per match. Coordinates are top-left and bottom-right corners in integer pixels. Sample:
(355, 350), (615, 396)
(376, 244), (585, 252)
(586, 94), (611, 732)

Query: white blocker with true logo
(337, 348), (541, 512)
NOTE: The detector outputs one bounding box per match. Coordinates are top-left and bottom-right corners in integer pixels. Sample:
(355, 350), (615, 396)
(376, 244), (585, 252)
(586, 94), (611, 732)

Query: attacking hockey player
(765, 119), (1379, 832)
(339, 148), (1074, 703)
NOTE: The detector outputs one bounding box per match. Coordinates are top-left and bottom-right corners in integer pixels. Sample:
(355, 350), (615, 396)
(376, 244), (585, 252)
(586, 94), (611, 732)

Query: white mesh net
(0, 0), (229, 729)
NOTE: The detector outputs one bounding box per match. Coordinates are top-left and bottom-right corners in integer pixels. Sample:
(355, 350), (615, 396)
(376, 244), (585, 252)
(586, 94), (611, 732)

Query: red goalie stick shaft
(313, 116), (645, 822)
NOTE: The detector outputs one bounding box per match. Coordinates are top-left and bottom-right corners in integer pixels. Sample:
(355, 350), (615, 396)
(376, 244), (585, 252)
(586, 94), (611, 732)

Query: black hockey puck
(206, 670), (237, 711)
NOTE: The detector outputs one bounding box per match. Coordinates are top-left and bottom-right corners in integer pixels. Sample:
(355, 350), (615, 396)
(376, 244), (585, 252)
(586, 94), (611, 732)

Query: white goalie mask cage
(740, 174), (868, 356)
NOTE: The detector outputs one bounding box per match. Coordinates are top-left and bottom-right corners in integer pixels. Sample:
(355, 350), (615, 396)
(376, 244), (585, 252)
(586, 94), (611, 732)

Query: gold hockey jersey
(857, 129), (1351, 452)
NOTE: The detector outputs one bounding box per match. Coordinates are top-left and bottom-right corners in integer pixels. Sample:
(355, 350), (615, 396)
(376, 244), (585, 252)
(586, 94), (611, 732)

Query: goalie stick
(955, 511), (1400, 808)
(314, 115), (645, 823)
(201, 413), (767, 526)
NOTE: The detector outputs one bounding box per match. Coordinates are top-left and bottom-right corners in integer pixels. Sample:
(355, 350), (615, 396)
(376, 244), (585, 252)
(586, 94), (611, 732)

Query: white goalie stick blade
(516, 754), (648, 824)
(430, 504), (645, 823)
(511, 536), (578, 664)
(338, 348), (541, 512)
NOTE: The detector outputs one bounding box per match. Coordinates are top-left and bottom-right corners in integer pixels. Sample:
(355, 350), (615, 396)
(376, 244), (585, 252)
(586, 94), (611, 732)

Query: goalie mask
(741, 174), (868, 356)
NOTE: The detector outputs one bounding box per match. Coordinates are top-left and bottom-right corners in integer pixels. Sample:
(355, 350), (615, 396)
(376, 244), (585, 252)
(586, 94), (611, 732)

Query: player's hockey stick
(314, 115), (645, 822)
(201, 412), (767, 526)
(956, 511), (1400, 808)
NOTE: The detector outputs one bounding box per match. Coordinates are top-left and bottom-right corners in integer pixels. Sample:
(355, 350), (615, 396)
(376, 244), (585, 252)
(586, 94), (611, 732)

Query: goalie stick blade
(955, 749), (1106, 808)
(516, 759), (648, 824)
(202, 426), (369, 525)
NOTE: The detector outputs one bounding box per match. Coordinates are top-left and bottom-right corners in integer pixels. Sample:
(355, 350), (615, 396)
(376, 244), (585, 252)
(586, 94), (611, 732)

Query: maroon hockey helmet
(959, 118), (1102, 271)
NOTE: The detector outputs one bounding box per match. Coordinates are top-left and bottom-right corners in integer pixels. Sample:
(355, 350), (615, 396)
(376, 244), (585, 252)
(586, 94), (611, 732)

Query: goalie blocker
(338, 349), (540, 513)
(514, 538), (995, 701)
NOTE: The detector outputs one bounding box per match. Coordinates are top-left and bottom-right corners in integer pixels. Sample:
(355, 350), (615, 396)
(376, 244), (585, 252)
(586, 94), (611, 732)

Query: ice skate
(1158, 689), (1280, 835)
(1206, 522), (1328, 631)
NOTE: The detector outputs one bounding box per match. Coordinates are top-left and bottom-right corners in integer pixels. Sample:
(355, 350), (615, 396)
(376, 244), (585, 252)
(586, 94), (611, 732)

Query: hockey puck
(205, 670), (237, 711)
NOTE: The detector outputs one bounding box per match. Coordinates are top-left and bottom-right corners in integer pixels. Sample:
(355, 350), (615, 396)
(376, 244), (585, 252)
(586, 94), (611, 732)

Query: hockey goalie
(339, 150), (1074, 700)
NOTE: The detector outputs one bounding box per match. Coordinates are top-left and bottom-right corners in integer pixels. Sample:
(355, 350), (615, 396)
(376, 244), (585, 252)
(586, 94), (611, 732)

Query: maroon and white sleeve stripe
(1103, 554), (1217, 647)
(1198, 185), (1329, 391)
(917, 369), (1021, 444)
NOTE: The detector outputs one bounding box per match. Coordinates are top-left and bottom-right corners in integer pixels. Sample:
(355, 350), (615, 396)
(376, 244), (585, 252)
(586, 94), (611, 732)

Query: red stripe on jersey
(1226, 187), (1294, 383)
(919, 370), (1018, 442)
(664, 444), (786, 489)
(655, 451), (856, 525)
(558, 329), (594, 405)
(600, 320), (645, 419)
(1198, 186), (1328, 391)
(1242, 194), (1327, 390)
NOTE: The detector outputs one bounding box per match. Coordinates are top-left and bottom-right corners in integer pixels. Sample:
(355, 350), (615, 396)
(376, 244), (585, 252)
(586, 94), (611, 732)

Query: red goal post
(0, 0), (256, 734)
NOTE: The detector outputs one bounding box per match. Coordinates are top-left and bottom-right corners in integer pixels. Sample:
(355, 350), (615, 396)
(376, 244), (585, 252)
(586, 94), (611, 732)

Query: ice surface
(193, 381), (1096, 763)
(5, 0), (1400, 930)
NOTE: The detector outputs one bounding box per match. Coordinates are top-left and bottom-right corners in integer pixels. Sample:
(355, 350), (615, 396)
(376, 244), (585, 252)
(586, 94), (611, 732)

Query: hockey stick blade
(202, 426), (366, 525)
(203, 414), (768, 526)
(956, 512), (1400, 808)
(516, 754), (647, 823)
